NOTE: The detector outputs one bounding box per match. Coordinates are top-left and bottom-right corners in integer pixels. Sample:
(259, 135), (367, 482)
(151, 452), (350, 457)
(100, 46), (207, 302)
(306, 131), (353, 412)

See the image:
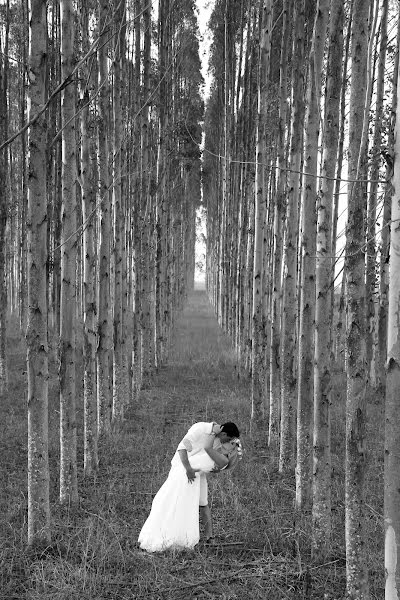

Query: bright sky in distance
(196, 0), (213, 100)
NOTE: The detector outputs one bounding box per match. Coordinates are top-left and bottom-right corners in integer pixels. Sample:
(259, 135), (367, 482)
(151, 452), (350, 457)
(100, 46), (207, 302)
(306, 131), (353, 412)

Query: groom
(171, 421), (241, 541)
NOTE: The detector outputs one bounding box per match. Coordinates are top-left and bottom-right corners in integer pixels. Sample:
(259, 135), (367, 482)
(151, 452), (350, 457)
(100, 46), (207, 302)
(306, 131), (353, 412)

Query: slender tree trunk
(377, 8), (400, 397)
(296, 0), (329, 509)
(59, 0), (78, 505)
(345, 1), (369, 596)
(27, 0), (50, 546)
(280, 0), (305, 471)
(131, 0), (142, 396)
(80, 0), (98, 476)
(0, 0), (9, 394)
(384, 43), (400, 597)
(363, 1), (380, 391)
(112, 0), (128, 424)
(312, 0), (344, 556)
(19, 0), (29, 331)
(140, 0), (153, 381)
(251, 0), (272, 425)
(333, 8), (352, 369)
(269, 0), (290, 452)
(97, 0), (112, 434)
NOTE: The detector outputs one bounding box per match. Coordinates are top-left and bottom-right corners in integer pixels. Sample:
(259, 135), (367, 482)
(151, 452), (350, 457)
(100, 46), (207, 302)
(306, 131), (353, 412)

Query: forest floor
(0, 287), (384, 599)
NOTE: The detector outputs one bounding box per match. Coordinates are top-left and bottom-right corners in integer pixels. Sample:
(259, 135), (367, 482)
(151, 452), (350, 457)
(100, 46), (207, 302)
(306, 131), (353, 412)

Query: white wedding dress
(138, 450), (215, 552)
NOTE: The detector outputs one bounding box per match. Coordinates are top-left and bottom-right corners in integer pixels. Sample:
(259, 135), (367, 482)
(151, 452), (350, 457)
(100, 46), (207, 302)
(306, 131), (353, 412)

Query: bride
(138, 438), (237, 552)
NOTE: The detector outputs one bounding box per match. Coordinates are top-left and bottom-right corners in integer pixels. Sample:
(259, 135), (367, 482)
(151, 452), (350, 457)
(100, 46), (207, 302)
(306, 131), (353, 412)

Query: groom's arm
(178, 449), (196, 483)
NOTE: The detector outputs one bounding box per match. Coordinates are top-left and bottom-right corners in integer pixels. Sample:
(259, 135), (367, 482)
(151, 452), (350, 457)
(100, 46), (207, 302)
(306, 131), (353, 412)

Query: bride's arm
(204, 448), (229, 469)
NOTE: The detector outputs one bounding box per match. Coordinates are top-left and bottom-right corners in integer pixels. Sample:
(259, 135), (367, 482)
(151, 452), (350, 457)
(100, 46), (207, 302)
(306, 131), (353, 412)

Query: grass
(0, 288), (383, 599)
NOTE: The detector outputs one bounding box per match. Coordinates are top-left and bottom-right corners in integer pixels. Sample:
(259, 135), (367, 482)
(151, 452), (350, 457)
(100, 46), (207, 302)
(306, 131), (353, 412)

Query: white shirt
(171, 422), (221, 466)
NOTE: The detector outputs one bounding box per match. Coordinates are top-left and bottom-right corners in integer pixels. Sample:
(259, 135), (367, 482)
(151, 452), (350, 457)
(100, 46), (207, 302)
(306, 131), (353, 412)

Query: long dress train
(138, 451), (215, 552)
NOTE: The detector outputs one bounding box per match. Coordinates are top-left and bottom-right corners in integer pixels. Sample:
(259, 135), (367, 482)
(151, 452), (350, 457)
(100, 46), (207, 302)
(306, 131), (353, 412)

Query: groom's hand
(186, 467), (196, 483)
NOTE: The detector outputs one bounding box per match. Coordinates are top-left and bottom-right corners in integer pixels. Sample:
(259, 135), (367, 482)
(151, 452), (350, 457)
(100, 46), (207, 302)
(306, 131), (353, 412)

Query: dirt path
(117, 287), (251, 503)
(130, 287), (250, 441)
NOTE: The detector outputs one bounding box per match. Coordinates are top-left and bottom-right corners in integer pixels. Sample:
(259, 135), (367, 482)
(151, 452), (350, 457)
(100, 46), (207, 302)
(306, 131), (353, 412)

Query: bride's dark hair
(221, 422), (240, 438)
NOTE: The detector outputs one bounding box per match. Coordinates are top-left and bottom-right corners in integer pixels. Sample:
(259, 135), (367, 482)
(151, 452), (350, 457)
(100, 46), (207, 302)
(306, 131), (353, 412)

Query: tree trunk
(345, 1), (369, 596)
(280, 0), (305, 472)
(333, 9), (352, 370)
(0, 0), (9, 394)
(377, 9), (400, 397)
(97, 0), (112, 434)
(296, 0), (329, 509)
(269, 0), (290, 452)
(27, 0), (50, 546)
(363, 1), (380, 391)
(19, 0), (29, 331)
(384, 43), (400, 597)
(80, 0), (98, 476)
(251, 0), (272, 425)
(112, 0), (128, 424)
(312, 0), (344, 556)
(59, 0), (78, 505)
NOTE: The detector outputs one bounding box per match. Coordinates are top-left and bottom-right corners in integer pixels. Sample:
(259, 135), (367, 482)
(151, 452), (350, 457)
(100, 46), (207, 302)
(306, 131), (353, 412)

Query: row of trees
(203, 0), (399, 597)
(0, 0), (203, 547)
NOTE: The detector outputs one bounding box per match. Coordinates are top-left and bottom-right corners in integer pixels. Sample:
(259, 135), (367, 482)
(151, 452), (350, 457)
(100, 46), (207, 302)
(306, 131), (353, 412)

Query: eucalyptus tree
(231, 0), (250, 363)
(130, 0), (143, 396)
(0, 0), (9, 394)
(312, 0), (344, 557)
(296, 0), (329, 509)
(345, 0), (370, 595)
(47, 2), (62, 335)
(97, 0), (112, 434)
(279, 0), (306, 472)
(141, 0), (154, 379)
(112, 0), (128, 423)
(80, 0), (98, 475)
(268, 0), (290, 451)
(383, 7), (400, 597)
(205, 0), (259, 377)
(377, 5), (400, 396)
(205, 0), (244, 330)
(59, 0), (78, 505)
(384, 42), (400, 597)
(26, 0), (50, 546)
(363, 1), (383, 390)
(251, 0), (272, 424)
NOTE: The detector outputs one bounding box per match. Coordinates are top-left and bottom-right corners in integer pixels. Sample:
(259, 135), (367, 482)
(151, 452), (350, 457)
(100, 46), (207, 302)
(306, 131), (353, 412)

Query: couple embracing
(138, 421), (241, 552)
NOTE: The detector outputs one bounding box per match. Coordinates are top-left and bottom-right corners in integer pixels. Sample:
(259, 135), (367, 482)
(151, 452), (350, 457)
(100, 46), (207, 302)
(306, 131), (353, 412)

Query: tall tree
(112, 0), (128, 423)
(26, 0), (50, 546)
(59, 0), (78, 505)
(384, 10), (400, 597)
(269, 0), (290, 451)
(296, 0), (329, 508)
(0, 0), (9, 394)
(80, 0), (98, 475)
(376, 0), (399, 396)
(251, 0), (272, 425)
(279, 0), (306, 471)
(312, 0), (344, 557)
(97, 0), (112, 434)
(345, 0), (369, 595)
